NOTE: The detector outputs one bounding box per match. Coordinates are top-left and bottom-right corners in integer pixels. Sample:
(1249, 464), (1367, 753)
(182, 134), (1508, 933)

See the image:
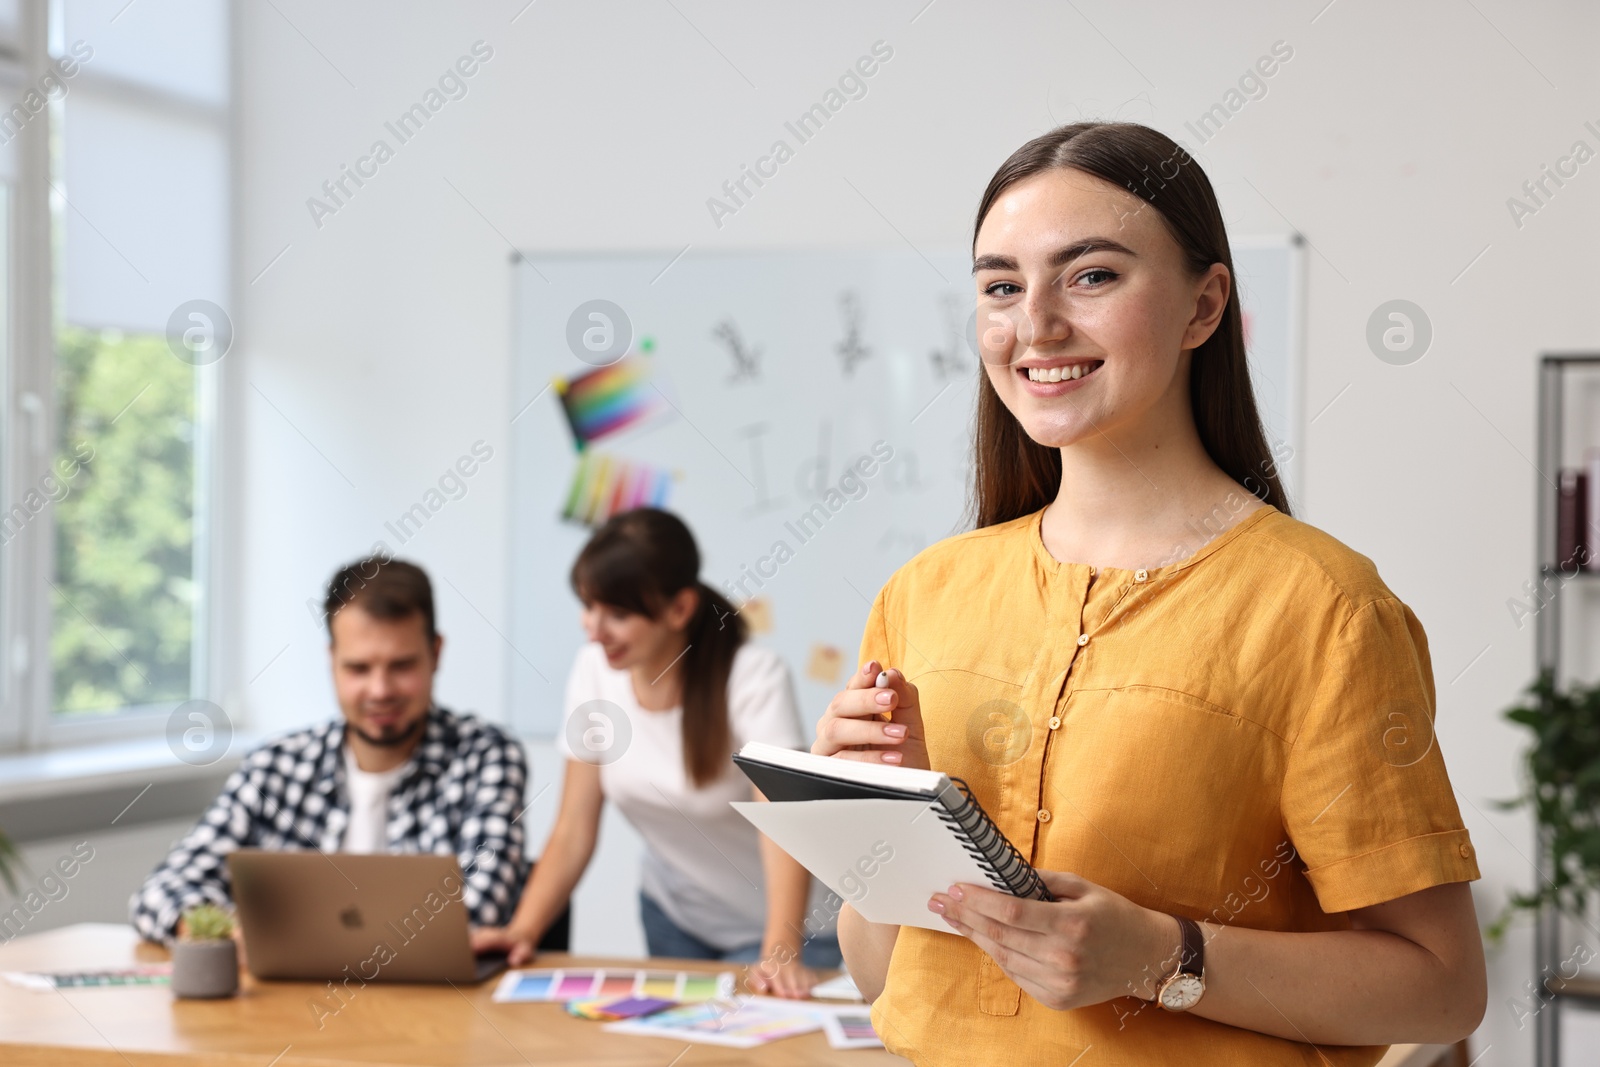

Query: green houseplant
(0, 829), (19, 894)
(172, 903), (239, 999)
(1492, 669), (1600, 940)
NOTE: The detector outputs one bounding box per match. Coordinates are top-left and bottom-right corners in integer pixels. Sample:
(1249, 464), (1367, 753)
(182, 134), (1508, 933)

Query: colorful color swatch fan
(561, 451), (675, 527)
(554, 356), (671, 450)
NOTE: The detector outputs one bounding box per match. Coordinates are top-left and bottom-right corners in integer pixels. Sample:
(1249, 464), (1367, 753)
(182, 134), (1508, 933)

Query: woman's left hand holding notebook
(931, 870), (1180, 1013)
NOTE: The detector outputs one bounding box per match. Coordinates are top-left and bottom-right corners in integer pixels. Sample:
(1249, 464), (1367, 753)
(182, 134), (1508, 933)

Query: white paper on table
(731, 798), (1002, 934)
(807, 971), (862, 1001)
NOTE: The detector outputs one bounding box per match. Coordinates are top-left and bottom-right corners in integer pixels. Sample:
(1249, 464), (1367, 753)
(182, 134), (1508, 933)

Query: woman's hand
(471, 924), (540, 968)
(929, 870), (1176, 1011)
(813, 660), (930, 770)
(745, 950), (820, 999)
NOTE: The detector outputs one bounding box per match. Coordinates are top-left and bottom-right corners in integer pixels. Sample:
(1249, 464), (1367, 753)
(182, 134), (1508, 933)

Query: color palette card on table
(492, 967), (733, 1004)
(3, 965), (171, 991)
(600, 998), (824, 1048)
(564, 995), (677, 1021)
(822, 1009), (883, 1049)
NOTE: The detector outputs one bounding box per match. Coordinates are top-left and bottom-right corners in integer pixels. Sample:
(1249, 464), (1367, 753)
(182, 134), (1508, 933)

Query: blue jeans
(639, 892), (843, 969)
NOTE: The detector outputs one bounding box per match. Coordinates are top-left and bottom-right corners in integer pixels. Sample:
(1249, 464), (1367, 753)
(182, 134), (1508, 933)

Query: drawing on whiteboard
(738, 422), (785, 515)
(554, 355), (673, 450)
(713, 318), (762, 383)
(560, 451), (675, 527)
(930, 293), (976, 379)
(883, 449), (924, 494)
(835, 291), (873, 377)
(719, 440), (895, 604)
(795, 420), (832, 500)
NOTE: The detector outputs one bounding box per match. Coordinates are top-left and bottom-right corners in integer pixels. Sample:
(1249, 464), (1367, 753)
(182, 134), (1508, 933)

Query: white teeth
(1027, 363), (1099, 382)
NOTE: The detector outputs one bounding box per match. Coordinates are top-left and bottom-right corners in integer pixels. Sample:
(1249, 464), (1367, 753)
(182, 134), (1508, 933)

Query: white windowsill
(0, 736), (252, 805)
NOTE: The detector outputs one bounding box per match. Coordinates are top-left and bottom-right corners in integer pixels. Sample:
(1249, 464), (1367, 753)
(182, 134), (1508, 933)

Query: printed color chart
(492, 968), (733, 1004)
(553, 357), (670, 450)
(559, 451), (674, 527)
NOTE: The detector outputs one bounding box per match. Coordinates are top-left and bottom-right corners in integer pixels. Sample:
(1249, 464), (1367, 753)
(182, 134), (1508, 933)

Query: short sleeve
(553, 644), (601, 763)
(728, 646), (805, 750)
(1282, 596), (1480, 913)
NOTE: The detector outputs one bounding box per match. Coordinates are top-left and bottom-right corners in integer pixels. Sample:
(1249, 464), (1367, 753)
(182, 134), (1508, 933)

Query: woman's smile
(1019, 359), (1105, 396)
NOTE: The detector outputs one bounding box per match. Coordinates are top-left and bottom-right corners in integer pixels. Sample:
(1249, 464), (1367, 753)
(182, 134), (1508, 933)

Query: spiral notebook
(730, 742), (1052, 933)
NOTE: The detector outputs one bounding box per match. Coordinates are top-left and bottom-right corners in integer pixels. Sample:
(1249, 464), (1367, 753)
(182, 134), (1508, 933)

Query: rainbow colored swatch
(560, 451), (675, 527)
(554, 356), (670, 449)
(492, 968), (733, 1004)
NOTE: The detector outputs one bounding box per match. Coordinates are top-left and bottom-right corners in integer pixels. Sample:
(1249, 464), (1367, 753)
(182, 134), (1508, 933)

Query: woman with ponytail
(473, 507), (838, 996)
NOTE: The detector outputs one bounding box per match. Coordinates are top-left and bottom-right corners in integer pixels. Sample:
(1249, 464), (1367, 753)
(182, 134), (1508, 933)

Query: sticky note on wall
(806, 644), (843, 685)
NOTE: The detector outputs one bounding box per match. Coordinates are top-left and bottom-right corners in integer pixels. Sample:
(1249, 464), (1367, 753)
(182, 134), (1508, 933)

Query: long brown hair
(570, 508), (745, 788)
(968, 121), (1291, 528)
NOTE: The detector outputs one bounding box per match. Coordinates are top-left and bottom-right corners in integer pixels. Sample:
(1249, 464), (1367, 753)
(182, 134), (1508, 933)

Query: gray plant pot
(171, 938), (239, 999)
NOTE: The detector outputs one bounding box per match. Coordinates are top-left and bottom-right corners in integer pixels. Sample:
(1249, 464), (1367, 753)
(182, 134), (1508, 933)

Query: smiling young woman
(813, 122), (1487, 1065)
(474, 508), (840, 998)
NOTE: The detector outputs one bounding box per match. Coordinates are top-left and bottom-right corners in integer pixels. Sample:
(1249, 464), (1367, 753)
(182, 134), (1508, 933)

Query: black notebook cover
(733, 753), (940, 804)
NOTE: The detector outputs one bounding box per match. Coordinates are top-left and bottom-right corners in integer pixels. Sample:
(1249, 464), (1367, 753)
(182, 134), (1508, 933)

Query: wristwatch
(1155, 915), (1206, 1011)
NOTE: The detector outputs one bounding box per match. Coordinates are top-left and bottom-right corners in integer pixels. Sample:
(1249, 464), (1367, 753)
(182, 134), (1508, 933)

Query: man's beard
(349, 714), (425, 749)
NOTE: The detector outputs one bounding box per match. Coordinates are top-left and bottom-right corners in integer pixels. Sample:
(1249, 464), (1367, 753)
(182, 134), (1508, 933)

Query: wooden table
(0, 924), (908, 1066)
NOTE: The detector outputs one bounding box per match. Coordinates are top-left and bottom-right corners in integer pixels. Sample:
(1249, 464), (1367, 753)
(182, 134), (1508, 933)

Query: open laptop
(227, 850), (508, 983)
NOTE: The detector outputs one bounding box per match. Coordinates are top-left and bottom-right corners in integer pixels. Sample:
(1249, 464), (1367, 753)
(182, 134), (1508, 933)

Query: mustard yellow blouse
(860, 504), (1479, 1066)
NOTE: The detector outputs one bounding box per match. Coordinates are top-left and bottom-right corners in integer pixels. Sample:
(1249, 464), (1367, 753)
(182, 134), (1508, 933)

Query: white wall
(0, 821), (196, 939)
(230, 2), (1600, 1060)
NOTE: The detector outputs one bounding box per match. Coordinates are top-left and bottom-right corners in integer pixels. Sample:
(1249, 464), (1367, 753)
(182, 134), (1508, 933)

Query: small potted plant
(172, 903), (239, 999)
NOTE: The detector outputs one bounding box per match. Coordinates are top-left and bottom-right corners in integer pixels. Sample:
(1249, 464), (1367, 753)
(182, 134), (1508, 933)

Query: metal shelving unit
(1533, 354), (1600, 1067)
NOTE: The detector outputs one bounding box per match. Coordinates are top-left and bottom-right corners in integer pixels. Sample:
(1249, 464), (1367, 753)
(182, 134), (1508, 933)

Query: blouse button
(1037, 809), (1052, 823)
(1134, 569), (1149, 582)
(1077, 634), (1089, 647)
(1459, 842), (1472, 859)
(1048, 716), (1062, 730)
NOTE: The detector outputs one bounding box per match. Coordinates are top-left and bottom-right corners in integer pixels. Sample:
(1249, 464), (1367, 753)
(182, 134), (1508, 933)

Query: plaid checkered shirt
(130, 705), (526, 943)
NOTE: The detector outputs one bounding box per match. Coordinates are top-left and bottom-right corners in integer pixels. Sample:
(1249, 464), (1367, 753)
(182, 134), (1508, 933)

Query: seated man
(131, 556), (527, 942)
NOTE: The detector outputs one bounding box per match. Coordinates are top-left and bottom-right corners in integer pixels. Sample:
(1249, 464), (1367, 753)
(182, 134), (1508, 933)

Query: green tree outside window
(51, 326), (196, 715)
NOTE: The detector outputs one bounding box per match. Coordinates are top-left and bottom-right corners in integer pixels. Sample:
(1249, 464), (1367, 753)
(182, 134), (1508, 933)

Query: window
(0, 0), (229, 749)
(51, 326), (197, 716)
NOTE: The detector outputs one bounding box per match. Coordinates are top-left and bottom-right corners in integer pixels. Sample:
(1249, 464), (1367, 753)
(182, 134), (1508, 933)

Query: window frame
(0, 0), (232, 753)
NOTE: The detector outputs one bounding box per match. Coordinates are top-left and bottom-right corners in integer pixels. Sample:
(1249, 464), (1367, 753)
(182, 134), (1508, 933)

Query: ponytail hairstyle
(968, 122), (1291, 529)
(570, 508), (746, 788)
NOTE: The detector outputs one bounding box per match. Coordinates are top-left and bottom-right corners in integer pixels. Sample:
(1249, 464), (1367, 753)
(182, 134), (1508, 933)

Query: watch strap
(1174, 915), (1204, 977)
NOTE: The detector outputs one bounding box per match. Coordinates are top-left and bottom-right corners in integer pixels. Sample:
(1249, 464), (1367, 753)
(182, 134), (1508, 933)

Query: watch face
(1159, 973), (1204, 1011)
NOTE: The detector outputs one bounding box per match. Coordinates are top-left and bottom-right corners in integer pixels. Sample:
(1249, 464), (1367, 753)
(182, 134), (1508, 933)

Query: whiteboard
(508, 241), (1303, 738)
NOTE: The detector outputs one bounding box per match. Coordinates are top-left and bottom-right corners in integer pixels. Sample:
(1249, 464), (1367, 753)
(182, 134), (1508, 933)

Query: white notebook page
(731, 798), (1002, 934)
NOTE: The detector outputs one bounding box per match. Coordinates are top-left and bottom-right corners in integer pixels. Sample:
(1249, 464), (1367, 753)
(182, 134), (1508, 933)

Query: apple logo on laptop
(339, 906), (364, 930)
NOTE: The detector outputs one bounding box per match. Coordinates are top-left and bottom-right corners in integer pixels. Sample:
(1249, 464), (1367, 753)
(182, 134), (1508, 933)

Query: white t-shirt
(341, 746), (409, 853)
(557, 641), (833, 950)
